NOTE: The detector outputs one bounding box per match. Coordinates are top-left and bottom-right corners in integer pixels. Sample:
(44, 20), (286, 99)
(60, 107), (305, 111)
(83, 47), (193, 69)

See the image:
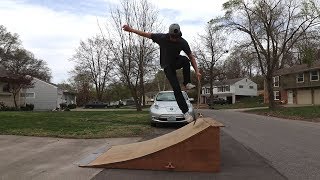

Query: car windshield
(156, 92), (187, 101)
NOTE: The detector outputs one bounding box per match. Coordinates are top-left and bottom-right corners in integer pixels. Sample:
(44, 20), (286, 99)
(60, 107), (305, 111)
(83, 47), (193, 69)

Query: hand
(122, 25), (132, 32)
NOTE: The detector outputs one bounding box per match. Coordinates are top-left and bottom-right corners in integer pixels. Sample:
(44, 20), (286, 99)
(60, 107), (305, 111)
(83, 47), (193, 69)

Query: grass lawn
(246, 105), (320, 122)
(0, 110), (152, 138)
(211, 96), (267, 110)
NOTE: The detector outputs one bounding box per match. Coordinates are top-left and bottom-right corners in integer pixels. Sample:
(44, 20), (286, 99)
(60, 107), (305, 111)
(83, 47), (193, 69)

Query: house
(0, 65), (76, 110)
(267, 62), (320, 105)
(22, 77), (76, 110)
(145, 91), (158, 105)
(0, 66), (25, 107)
(201, 78), (258, 104)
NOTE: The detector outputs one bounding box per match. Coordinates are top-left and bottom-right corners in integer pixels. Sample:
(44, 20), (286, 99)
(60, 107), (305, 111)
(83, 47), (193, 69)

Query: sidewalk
(0, 135), (140, 180)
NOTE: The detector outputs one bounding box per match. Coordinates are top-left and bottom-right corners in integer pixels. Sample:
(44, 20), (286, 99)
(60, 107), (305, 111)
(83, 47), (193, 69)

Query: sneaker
(185, 83), (196, 90)
(184, 112), (194, 123)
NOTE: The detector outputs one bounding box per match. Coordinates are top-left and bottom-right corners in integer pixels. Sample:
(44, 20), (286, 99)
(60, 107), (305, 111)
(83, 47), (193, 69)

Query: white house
(201, 78), (257, 104)
(22, 77), (76, 110)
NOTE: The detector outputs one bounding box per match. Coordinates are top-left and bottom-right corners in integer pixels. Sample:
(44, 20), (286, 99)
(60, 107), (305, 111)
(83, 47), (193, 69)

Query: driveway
(0, 135), (140, 180)
(92, 124), (285, 180)
(201, 109), (320, 180)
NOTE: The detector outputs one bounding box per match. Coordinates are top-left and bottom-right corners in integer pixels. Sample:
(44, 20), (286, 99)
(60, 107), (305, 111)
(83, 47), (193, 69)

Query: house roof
(274, 61), (320, 76)
(213, 78), (244, 86)
(203, 78), (246, 87)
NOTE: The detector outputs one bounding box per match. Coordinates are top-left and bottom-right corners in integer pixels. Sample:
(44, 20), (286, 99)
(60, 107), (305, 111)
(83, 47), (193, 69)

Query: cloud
(20, 0), (115, 16)
(159, 8), (181, 20)
(0, 0), (228, 83)
(149, 0), (227, 42)
(0, 0), (106, 83)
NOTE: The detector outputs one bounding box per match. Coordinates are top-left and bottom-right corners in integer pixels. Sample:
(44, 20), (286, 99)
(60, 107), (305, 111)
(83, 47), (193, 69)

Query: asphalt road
(92, 122), (285, 180)
(201, 109), (320, 180)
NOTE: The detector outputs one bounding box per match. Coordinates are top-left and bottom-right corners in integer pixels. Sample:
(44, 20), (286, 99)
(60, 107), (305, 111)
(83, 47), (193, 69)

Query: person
(122, 23), (201, 122)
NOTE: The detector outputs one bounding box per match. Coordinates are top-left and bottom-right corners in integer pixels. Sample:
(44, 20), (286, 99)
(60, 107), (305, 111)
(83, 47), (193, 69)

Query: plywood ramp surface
(84, 118), (224, 172)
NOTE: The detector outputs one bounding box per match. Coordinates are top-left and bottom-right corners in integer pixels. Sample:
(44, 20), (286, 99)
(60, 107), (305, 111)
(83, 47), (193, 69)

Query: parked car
(207, 98), (228, 106)
(84, 101), (108, 108)
(149, 91), (195, 127)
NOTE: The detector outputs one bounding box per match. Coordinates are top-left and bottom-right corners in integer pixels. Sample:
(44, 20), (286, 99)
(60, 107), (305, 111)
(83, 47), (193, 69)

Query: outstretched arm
(187, 53), (201, 81)
(122, 25), (152, 39)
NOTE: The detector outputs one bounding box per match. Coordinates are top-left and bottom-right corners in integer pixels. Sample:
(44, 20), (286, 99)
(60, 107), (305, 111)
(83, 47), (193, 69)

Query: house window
(226, 85), (230, 91)
(296, 73), (304, 83)
(249, 86), (254, 89)
(273, 76), (279, 87)
(239, 85), (243, 88)
(23, 92), (35, 98)
(274, 91), (280, 100)
(206, 88), (210, 94)
(2, 83), (10, 92)
(310, 70), (319, 81)
(218, 86), (230, 92)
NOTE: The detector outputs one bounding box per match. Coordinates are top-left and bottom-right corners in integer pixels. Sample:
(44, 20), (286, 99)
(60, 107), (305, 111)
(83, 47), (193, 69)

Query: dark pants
(164, 55), (191, 114)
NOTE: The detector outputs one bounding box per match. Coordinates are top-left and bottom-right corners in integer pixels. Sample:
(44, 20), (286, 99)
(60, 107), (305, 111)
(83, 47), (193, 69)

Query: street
(201, 109), (320, 180)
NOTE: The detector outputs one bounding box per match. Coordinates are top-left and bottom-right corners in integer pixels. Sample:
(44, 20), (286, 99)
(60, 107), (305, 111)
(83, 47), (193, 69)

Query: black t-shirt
(151, 33), (191, 68)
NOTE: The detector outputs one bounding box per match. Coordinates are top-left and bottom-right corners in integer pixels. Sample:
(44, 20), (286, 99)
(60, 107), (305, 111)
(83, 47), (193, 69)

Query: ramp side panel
(89, 118), (211, 166)
(92, 127), (221, 172)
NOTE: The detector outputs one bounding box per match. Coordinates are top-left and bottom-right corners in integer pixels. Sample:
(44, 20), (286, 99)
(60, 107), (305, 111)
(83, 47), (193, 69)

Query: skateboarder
(122, 23), (201, 122)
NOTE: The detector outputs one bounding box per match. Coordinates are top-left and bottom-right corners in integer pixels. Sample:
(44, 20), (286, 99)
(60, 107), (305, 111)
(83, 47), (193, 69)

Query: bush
(21, 104), (34, 111)
(67, 104), (77, 109)
(0, 102), (6, 110)
(0, 102), (19, 111)
(59, 103), (67, 110)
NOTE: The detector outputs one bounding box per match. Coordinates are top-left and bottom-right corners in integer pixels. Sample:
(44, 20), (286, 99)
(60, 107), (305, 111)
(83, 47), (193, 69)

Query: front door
(287, 90), (293, 104)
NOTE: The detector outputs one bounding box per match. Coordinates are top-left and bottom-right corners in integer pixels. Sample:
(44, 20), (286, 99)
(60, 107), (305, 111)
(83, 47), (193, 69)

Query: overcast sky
(0, 0), (228, 83)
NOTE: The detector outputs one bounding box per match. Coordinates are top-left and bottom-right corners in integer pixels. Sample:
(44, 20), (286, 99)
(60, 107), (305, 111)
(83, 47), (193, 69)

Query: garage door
(314, 89), (320, 105)
(297, 90), (312, 104)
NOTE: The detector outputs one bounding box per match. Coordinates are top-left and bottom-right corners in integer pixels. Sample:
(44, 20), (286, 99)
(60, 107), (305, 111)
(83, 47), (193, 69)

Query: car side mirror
(189, 98), (194, 102)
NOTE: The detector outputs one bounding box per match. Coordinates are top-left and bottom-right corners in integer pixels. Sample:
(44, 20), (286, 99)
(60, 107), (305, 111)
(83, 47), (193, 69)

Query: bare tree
(106, 0), (161, 111)
(71, 35), (112, 101)
(69, 68), (94, 106)
(213, 0), (320, 108)
(224, 43), (260, 78)
(193, 23), (228, 100)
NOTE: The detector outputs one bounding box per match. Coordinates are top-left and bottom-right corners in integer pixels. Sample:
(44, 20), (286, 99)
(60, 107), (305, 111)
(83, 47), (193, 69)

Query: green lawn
(246, 106), (320, 122)
(0, 111), (152, 138)
(211, 96), (267, 109)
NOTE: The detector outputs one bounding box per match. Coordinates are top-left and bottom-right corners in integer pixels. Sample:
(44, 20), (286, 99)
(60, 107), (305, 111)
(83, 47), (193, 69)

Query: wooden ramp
(81, 118), (224, 172)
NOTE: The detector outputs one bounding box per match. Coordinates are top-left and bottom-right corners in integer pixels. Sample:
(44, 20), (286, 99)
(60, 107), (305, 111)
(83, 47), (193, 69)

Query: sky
(0, 0), (228, 84)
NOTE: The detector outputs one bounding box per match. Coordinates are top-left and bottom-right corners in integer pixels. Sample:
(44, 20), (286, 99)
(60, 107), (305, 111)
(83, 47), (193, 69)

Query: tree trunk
(266, 75), (275, 109)
(209, 64), (214, 100)
(12, 91), (18, 109)
(131, 87), (142, 111)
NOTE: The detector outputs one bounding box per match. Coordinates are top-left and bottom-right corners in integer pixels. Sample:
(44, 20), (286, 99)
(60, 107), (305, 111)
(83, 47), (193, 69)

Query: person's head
(168, 23), (182, 41)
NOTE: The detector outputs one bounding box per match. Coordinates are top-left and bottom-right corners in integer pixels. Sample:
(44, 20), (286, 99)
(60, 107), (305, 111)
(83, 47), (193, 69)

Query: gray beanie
(168, 23), (182, 37)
